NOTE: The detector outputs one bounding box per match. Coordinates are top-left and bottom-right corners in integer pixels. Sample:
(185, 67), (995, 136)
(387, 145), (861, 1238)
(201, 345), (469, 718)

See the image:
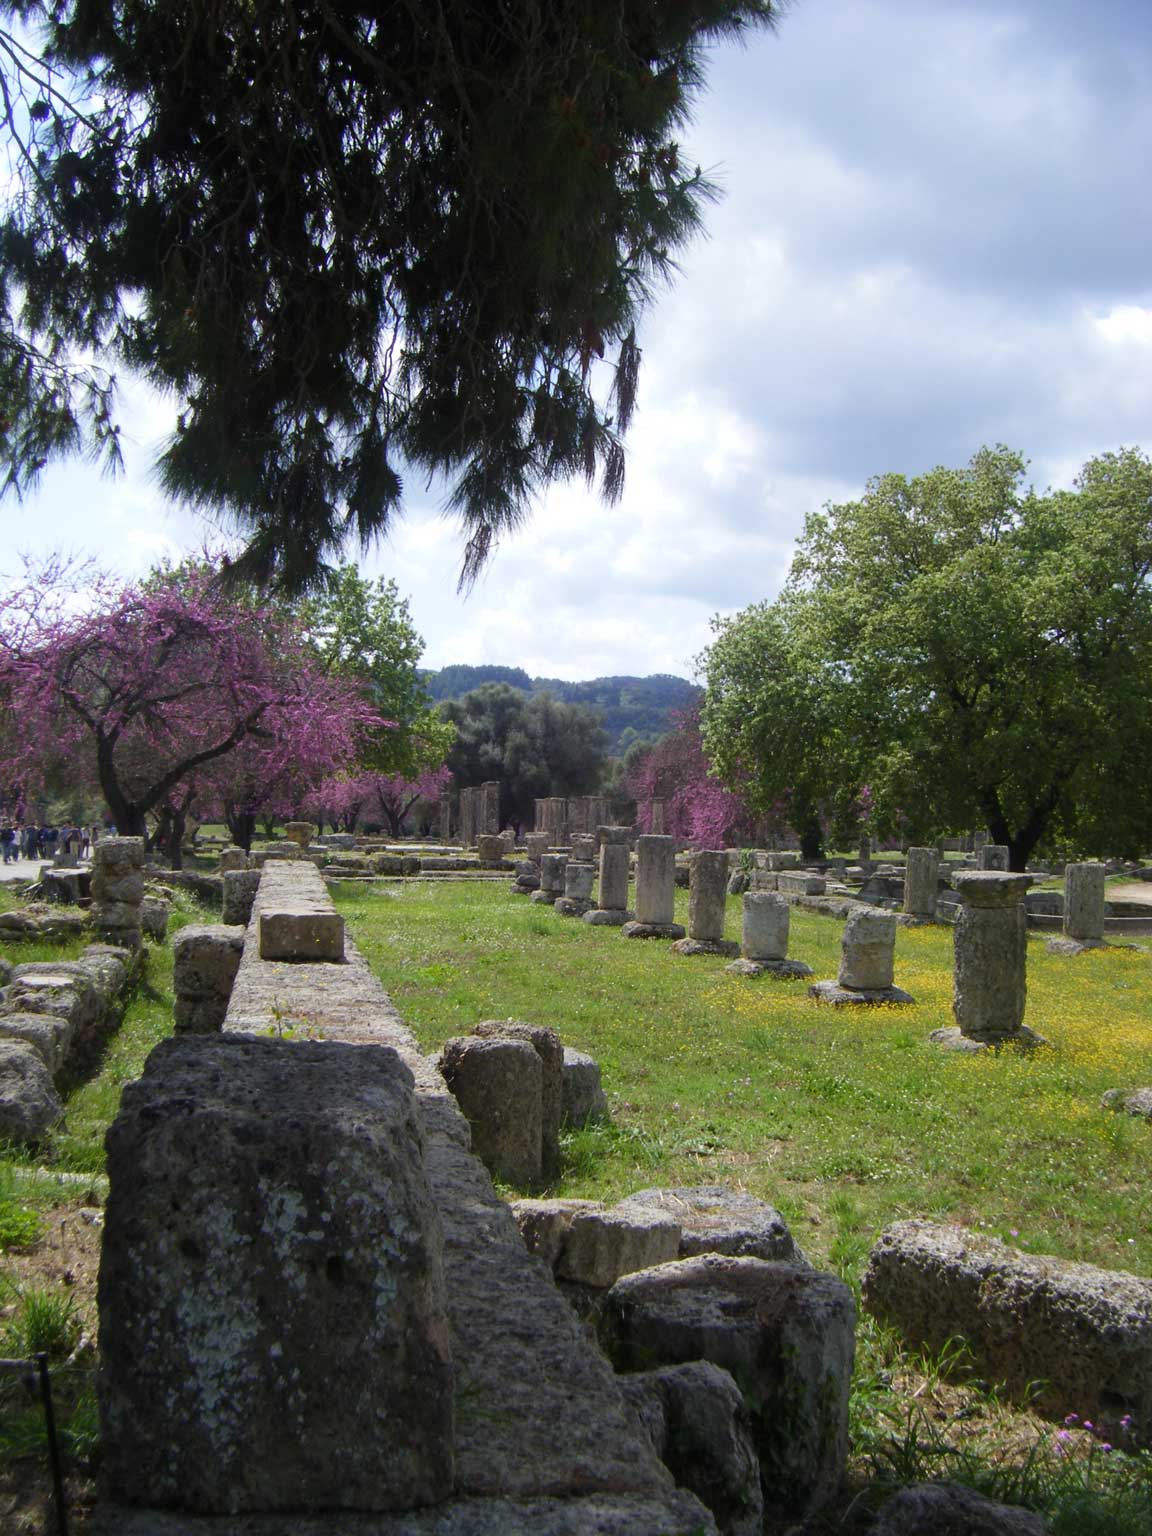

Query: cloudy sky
(9, 0), (1152, 682)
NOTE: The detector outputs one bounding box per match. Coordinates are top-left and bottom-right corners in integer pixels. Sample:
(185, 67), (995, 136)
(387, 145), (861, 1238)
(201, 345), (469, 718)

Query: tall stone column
(622, 836), (684, 940)
(858, 835), (872, 868)
(726, 891), (812, 978)
(810, 908), (914, 1006)
(1051, 862), (1106, 954)
(90, 837), (146, 949)
(480, 782), (501, 836)
(931, 872), (1043, 1050)
(585, 842), (632, 926)
(673, 851), (739, 957)
(903, 847), (939, 920)
(437, 797), (451, 843)
(650, 800), (665, 836)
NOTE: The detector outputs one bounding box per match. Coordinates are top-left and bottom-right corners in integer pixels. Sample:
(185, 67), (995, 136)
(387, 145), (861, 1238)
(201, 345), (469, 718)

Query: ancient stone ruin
(1047, 860), (1107, 955)
(671, 851), (739, 958)
(725, 891), (812, 979)
(585, 841), (633, 926)
(930, 871), (1044, 1051)
(809, 907), (914, 1006)
(622, 835), (686, 940)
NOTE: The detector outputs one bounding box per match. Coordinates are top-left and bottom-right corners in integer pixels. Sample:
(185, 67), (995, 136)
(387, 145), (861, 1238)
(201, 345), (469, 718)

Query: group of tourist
(0, 821), (101, 864)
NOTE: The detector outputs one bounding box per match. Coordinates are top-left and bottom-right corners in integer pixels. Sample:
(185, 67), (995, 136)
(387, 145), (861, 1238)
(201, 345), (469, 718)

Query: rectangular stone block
(98, 1035), (455, 1513)
(258, 907), (345, 962)
(777, 872), (827, 897)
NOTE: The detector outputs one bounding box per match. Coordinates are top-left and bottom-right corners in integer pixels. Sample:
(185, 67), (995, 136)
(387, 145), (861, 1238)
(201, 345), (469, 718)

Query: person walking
(0, 823), (15, 864)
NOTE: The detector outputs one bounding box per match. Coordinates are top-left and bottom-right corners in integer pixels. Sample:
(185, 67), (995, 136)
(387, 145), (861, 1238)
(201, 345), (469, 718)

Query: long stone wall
(95, 860), (712, 1534)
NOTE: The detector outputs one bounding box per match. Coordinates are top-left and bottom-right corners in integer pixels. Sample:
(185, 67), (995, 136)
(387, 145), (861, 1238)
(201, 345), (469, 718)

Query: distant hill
(420, 666), (699, 754)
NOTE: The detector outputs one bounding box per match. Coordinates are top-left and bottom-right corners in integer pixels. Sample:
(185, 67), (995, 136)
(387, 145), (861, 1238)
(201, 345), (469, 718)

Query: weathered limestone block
(619, 1362), (763, 1536)
(258, 906), (345, 962)
(571, 834), (597, 865)
(477, 834), (508, 867)
(944, 872), (1037, 1046)
(472, 1020), (562, 1174)
(558, 1208), (682, 1289)
(90, 836), (145, 947)
(615, 1186), (804, 1264)
(524, 832), (550, 863)
(438, 1035), (543, 1187)
(777, 871), (827, 897)
(604, 1256), (856, 1520)
(222, 869), (262, 927)
(725, 892), (812, 979)
(0, 1039), (63, 1142)
(1102, 1086), (1152, 1119)
(99, 1034), (454, 1515)
(562, 1046), (609, 1126)
(371, 853), (422, 876)
(511, 859), (541, 893)
(670, 851), (737, 958)
(585, 842), (632, 925)
(140, 894), (170, 941)
(530, 853), (568, 905)
(173, 924), (246, 1034)
(870, 1482), (1047, 1535)
(511, 1198), (605, 1269)
(978, 843), (1010, 871)
(0, 1013), (70, 1074)
(2, 964), (102, 1049)
(95, 871), (145, 905)
(283, 820), (315, 847)
(1063, 861), (1106, 945)
(555, 861), (595, 917)
(633, 835), (678, 927)
(862, 1220), (1152, 1442)
(809, 908), (913, 1006)
(217, 847), (250, 873)
(903, 846), (939, 919)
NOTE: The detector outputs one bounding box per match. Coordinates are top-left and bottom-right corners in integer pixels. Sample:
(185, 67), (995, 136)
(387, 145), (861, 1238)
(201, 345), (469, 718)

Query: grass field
(333, 879), (1152, 1281)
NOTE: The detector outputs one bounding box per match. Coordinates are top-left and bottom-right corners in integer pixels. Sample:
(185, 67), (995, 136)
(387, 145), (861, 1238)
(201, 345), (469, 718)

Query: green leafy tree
(702, 446), (1152, 869)
(0, 1), (782, 591)
(440, 683), (608, 830)
(295, 564), (453, 777)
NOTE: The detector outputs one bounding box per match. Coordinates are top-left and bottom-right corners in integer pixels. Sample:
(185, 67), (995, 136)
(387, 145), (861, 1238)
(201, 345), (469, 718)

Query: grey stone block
(870, 1481), (1047, 1535)
(99, 1034), (454, 1514)
(863, 1219), (1152, 1443)
(173, 925), (245, 1000)
(511, 1197), (605, 1269)
(614, 1186), (804, 1264)
(558, 1208), (681, 1289)
(222, 869), (262, 927)
(472, 1020), (562, 1174)
(258, 907), (344, 962)
(438, 1035), (543, 1187)
(562, 1046), (609, 1126)
(605, 1256), (855, 1520)
(0, 1039), (63, 1143)
(839, 906), (896, 989)
(0, 1013), (70, 1074)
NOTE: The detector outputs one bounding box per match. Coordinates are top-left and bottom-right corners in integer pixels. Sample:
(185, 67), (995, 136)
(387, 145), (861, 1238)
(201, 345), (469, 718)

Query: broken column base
(726, 957), (813, 979)
(809, 981), (915, 1007)
(671, 938), (740, 959)
(1045, 937), (1106, 956)
(622, 921), (686, 941)
(929, 1024), (1048, 1053)
(554, 897), (593, 918)
(584, 908), (633, 926)
(529, 891), (560, 905)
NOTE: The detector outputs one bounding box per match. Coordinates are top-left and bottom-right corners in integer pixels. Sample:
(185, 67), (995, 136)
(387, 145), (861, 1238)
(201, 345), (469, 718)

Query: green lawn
(334, 879), (1152, 1282)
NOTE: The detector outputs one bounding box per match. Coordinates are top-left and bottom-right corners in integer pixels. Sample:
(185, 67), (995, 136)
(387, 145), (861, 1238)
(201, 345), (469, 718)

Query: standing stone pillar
(673, 851), (739, 957)
(530, 854), (567, 905)
(284, 821), (314, 848)
(525, 832), (550, 864)
(476, 834), (508, 868)
(622, 836), (684, 940)
(726, 891), (813, 979)
(585, 842), (633, 926)
(650, 800), (666, 835)
(554, 862), (595, 918)
(90, 837), (146, 949)
(977, 844), (1010, 871)
(858, 835), (872, 868)
(1050, 862), (1106, 954)
(931, 872), (1043, 1050)
(810, 908), (914, 1006)
(172, 925), (246, 1033)
(903, 847), (939, 921)
(480, 782), (501, 837)
(437, 798), (452, 843)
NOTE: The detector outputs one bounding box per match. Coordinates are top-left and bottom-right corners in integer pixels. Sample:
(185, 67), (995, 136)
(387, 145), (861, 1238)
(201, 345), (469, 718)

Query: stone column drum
(525, 832), (550, 864)
(726, 892), (812, 979)
(810, 908), (914, 1006)
(903, 847), (938, 920)
(1062, 862), (1106, 948)
(554, 862), (595, 918)
(585, 842), (633, 926)
(622, 836), (685, 940)
(90, 837), (146, 949)
(476, 834), (507, 867)
(672, 851), (738, 957)
(931, 872), (1043, 1050)
(530, 854), (567, 905)
(977, 844), (1010, 871)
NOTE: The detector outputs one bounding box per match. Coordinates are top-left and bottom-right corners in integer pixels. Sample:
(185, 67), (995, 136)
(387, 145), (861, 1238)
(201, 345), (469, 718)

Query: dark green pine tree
(0, 1), (783, 590)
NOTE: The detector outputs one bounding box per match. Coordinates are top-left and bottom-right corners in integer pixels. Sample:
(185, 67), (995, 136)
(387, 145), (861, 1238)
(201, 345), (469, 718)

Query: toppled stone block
(2, 964), (102, 1048)
(621, 921), (686, 941)
(620, 1362), (763, 1536)
(472, 1020), (562, 1173)
(778, 872), (827, 896)
(869, 1481), (1047, 1535)
(477, 834), (510, 867)
(99, 1034), (455, 1515)
(173, 924), (246, 1034)
(558, 1207), (681, 1289)
(615, 1186), (804, 1264)
(562, 1046), (609, 1127)
(222, 869), (262, 927)
(605, 1256), (855, 1520)
(140, 894), (170, 941)
(512, 1197), (605, 1270)
(258, 906), (344, 962)
(438, 1035), (543, 1187)
(0, 1039), (63, 1143)
(217, 847), (250, 873)
(0, 1013), (70, 1074)
(283, 820), (315, 847)
(1102, 1086), (1152, 1119)
(862, 1220), (1152, 1443)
